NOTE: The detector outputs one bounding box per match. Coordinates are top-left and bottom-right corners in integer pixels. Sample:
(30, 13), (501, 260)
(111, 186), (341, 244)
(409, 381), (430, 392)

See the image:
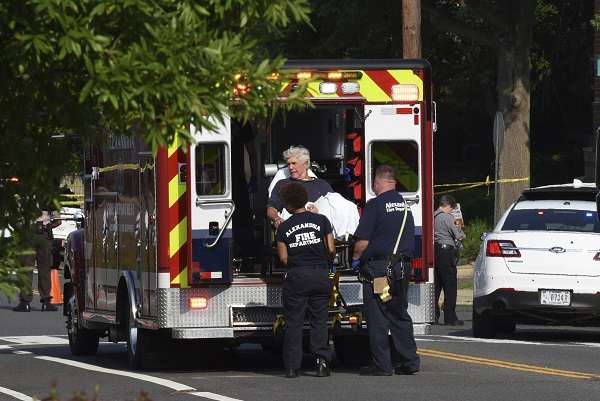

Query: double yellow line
(418, 348), (600, 380)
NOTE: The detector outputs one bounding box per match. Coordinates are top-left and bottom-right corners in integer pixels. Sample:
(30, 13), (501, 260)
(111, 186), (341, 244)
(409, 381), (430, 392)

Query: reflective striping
(190, 392), (243, 401)
(168, 133), (184, 158)
(170, 265), (189, 288)
(0, 386), (33, 401)
(358, 71), (391, 102)
(387, 69), (424, 101)
(169, 217), (188, 257)
(168, 174), (186, 208)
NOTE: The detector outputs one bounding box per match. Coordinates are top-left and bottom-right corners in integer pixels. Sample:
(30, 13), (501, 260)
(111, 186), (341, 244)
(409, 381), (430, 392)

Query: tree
(421, 1), (536, 222)
(0, 0), (311, 296)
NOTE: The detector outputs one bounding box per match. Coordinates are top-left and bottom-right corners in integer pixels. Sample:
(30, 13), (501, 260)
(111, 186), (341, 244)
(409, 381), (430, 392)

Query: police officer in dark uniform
(276, 182), (335, 378)
(352, 165), (420, 376)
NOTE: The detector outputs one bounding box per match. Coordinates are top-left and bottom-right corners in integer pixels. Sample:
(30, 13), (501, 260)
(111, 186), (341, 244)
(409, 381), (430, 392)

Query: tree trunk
(494, 1), (535, 223)
(402, 0), (421, 58)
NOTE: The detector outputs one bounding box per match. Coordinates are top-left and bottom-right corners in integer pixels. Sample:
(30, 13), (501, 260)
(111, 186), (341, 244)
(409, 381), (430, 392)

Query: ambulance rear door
(364, 103), (423, 260)
(189, 116), (234, 284)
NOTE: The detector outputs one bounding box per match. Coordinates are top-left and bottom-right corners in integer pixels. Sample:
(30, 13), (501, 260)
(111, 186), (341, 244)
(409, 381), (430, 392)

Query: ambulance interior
(196, 101), (420, 280)
(229, 104), (365, 276)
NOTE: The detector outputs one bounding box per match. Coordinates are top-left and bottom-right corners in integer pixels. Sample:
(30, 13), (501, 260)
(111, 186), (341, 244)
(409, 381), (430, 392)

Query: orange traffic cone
(50, 269), (63, 305)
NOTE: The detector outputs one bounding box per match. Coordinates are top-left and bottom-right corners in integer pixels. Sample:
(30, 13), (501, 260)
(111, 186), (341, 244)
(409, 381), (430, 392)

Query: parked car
(473, 181), (600, 338)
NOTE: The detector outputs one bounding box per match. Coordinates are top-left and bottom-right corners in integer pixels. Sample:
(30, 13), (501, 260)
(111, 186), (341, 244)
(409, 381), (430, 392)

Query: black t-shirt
(354, 190), (415, 261)
(276, 212), (333, 268)
(267, 177), (333, 211)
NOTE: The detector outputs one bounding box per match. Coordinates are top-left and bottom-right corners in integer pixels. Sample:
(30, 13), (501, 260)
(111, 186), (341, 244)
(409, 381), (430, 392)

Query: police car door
(190, 116), (233, 284)
(364, 104), (422, 235)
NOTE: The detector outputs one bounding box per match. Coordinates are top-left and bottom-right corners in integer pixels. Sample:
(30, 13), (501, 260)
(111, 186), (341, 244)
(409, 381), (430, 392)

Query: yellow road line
(418, 348), (599, 380)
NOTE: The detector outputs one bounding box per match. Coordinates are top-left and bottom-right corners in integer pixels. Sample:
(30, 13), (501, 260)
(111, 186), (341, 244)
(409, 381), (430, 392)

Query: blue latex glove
(351, 258), (361, 271)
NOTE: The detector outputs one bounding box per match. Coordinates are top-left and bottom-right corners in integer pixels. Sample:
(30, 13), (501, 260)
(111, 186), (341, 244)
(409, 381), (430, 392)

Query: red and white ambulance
(64, 59), (437, 368)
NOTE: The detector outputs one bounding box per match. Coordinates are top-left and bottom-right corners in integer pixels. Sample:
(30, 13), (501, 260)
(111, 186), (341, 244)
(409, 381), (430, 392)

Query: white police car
(473, 181), (600, 338)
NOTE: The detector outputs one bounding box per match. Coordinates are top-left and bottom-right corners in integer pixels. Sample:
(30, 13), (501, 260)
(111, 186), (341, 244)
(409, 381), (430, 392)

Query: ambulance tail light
(411, 258), (426, 282)
(391, 84), (419, 102)
(319, 82), (337, 94)
(189, 297), (208, 310)
(341, 82), (360, 94)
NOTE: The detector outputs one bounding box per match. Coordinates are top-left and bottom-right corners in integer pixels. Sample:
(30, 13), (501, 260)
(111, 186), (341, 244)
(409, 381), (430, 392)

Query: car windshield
(502, 209), (600, 233)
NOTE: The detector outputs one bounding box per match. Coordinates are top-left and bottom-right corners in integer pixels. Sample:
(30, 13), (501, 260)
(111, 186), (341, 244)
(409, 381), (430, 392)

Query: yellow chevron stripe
(168, 174), (186, 208)
(169, 217), (187, 258)
(358, 72), (391, 102)
(168, 133), (183, 158)
(387, 69), (424, 101)
(170, 265), (189, 288)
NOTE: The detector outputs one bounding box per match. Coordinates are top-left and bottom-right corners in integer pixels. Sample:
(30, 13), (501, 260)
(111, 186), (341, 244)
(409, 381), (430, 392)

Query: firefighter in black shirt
(276, 183), (335, 378)
(352, 165), (420, 376)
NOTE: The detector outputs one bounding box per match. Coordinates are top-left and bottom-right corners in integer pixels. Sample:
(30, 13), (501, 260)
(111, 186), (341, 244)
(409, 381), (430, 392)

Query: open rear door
(189, 117), (234, 284)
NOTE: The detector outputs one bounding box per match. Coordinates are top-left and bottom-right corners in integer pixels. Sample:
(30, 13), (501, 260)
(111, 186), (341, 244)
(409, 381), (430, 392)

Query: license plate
(540, 289), (571, 306)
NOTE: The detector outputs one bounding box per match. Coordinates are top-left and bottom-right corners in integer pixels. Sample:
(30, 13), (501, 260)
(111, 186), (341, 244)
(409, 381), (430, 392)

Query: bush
(458, 218), (492, 265)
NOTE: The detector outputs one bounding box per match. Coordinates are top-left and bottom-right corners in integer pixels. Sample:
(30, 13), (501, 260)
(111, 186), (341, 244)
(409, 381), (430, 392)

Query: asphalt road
(2, 292), (600, 401)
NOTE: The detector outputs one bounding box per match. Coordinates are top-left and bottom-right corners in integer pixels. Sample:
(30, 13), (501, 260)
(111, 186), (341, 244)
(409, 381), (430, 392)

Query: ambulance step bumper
(172, 328), (234, 339)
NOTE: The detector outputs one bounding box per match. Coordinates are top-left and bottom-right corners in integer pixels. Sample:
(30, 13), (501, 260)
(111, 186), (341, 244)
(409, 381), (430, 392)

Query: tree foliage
(0, 0), (311, 296)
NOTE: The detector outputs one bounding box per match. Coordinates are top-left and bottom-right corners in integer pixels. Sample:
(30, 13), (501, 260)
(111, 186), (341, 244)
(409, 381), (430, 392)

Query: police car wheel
(472, 310), (497, 338)
(67, 303), (99, 355)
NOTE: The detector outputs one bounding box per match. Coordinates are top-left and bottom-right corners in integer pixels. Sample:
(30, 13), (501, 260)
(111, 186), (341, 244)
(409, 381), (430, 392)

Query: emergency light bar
(341, 82), (360, 94)
(391, 84), (419, 102)
(319, 82), (337, 94)
(294, 71), (363, 81)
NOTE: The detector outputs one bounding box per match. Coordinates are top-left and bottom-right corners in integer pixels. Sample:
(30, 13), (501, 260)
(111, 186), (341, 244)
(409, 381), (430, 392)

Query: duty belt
(435, 243), (455, 250)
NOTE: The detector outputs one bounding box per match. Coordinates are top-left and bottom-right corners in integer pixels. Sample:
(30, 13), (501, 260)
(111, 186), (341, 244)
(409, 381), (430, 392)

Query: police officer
(13, 210), (59, 312)
(352, 165), (420, 376)
(434, 195), (465, 325)
(276, 183), (335, 378)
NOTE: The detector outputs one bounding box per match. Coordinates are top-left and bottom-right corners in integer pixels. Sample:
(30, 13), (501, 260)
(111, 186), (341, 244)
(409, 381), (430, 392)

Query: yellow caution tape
(434, 176), (529, 195)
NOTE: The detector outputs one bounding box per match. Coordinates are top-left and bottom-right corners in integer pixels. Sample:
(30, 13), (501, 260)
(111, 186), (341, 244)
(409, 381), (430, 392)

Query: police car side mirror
(480, 232), (488, 241)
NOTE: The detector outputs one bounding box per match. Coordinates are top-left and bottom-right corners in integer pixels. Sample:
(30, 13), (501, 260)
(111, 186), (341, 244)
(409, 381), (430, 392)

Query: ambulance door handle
(200, 201), (235, 249)
(403, 194), (420, 205)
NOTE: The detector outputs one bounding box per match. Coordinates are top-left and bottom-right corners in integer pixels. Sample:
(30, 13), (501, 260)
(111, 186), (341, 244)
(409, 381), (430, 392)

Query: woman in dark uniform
(276, 183), (335, 378)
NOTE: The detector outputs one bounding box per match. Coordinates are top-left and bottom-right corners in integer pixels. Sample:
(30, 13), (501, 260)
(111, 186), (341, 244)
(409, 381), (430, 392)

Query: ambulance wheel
(126, 304), (150, 370)
(333, 335), (370, 366)
(472, 310), (496, 338)
(67, 300), (99, 356)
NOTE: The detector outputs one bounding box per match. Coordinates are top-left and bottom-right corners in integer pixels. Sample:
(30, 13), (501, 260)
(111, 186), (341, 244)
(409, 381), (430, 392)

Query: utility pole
(402, 0), (421, 58)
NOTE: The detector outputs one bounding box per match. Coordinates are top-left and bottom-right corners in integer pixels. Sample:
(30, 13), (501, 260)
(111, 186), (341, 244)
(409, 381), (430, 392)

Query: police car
(473, 180), (600, 338)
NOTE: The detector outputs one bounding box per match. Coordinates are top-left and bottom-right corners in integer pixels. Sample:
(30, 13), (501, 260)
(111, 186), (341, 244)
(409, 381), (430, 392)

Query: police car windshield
(502, 209), (600, 233)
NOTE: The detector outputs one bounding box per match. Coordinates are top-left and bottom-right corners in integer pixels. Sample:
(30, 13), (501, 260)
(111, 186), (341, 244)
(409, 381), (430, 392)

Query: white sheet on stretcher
(269, 167), (359, 238)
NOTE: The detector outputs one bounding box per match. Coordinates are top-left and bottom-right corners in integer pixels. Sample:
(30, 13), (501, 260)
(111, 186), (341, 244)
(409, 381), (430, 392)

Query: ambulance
(63, 59), (437, 368)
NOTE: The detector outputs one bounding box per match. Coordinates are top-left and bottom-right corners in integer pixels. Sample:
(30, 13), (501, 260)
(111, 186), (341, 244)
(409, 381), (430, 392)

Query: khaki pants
(19, 232), (53, 303)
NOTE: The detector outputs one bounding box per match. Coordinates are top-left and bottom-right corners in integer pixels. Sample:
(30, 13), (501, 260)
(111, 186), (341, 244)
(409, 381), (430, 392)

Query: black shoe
(316, 358), (330, 377)
(41, 303), (58, 312)
(359, 366), (393, 376)
(285, 368), (299, 378)
(444, 319), (464, 326)
(394, 366), (419, 375)
(12, 302), (30, 312)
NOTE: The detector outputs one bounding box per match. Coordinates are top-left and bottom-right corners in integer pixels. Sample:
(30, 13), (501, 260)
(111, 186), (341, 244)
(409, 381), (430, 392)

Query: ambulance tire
(472, 310), (497, 338)
(126, 303), (153, 370)
(333, 335), (370, 366)
(67, 298), (99, 356)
